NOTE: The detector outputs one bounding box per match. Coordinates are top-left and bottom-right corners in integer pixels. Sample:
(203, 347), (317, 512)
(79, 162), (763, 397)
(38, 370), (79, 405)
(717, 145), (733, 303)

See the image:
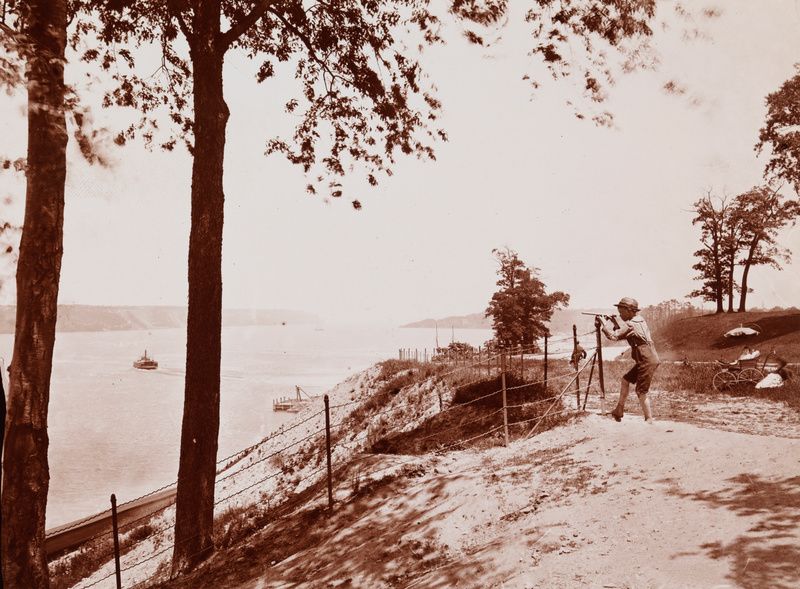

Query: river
(0, 324), (494, 528)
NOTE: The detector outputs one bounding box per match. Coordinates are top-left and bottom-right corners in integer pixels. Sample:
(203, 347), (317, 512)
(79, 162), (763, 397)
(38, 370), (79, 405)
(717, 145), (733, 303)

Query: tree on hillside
(757, 65), (800, 193)
(688, 192), (729, 314)
(485, 248), (568, 350)
(720, 201), (747, 313)
(77, 0), (663, 573)
(0, 2), (69, 586)
(733, 186), (800, 312)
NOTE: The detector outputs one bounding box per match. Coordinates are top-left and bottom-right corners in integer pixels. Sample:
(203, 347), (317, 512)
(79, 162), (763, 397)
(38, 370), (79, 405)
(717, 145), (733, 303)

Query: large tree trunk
(1, 1), (68, 586)
(738, 240), (759, 313)
(171, 7), (228, 573)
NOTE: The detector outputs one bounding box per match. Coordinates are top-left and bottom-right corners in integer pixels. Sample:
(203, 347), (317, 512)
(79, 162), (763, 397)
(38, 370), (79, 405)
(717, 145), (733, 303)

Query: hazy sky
(2, 1), (799, 325)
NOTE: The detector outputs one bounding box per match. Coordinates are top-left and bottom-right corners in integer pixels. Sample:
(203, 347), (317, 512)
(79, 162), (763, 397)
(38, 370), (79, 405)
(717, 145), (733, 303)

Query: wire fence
(61, 325), (616, 589)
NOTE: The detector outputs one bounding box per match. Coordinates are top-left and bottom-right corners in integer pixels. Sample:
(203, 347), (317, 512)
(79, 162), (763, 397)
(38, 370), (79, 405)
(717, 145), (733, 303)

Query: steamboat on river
(133, 350), (158, 370)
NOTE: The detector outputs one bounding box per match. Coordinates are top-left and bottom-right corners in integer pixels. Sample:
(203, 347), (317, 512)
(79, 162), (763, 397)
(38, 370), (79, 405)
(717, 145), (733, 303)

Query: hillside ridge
(0, 305), (318, 334)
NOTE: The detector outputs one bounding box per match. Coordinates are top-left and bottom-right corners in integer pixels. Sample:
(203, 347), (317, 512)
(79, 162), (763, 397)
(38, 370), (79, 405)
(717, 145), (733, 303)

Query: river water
(0, 324), (494, 528)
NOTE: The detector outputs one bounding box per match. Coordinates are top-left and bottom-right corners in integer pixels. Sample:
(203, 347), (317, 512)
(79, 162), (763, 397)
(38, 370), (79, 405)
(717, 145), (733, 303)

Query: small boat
(133, 350), (158, 370)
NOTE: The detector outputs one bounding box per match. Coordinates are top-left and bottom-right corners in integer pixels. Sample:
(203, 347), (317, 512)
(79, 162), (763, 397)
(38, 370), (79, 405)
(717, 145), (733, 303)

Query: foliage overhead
(72, 0), (663, 206)
(485, 247), (569, 349)
(757, 65), (800, 194)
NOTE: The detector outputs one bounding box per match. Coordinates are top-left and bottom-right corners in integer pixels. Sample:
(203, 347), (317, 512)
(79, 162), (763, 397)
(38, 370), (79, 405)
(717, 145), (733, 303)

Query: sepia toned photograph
(1, 1), (799, 587)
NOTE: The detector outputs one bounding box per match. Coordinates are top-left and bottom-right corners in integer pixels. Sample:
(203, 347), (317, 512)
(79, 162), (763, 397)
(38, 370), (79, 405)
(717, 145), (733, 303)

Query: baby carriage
(712, 348), (764, 391)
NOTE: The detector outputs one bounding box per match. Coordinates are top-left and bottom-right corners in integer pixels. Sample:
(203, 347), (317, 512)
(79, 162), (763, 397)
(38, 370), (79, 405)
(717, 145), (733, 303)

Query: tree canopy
(485, 248), (569, 349)
(758, 65), (800, 194)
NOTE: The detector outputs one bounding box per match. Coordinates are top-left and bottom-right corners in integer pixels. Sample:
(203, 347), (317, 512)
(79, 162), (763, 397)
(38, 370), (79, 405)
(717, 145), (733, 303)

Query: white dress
(755, 373), (784, 389)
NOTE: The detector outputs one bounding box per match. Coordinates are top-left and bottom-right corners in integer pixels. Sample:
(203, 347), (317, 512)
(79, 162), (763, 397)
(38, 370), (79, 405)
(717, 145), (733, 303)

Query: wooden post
(501, 353), (509, 447)
(110, 494), (122, 589)
(572, 325), (581, 408)
(544, 334), (549, 390)
(596, 322), (606, 414)
(582, 353), (597, 411)
(519, 346), (524, 379)
(324, 395), (333, 511)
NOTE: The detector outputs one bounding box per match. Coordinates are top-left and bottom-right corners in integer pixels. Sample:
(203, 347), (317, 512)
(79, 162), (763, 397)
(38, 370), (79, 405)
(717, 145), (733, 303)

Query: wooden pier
(273, 385), (317, 412)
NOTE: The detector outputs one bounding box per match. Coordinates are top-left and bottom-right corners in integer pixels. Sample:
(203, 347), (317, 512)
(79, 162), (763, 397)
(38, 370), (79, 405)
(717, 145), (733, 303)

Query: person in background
(598, 297), (660, 422)
(738, 347), (760, 362)
(756, 351), (791, 389)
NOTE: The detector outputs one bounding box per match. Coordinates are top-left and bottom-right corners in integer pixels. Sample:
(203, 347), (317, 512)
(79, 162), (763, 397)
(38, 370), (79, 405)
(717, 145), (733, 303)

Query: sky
(1, 1), (799, 326)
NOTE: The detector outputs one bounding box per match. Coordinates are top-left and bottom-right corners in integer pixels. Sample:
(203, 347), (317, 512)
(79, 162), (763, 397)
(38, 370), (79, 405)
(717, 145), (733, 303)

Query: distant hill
(0, 305), (318, 334)
(401, 313), (491, 329)
(655, 309), (800, 362)
(401, 308), (608, 334)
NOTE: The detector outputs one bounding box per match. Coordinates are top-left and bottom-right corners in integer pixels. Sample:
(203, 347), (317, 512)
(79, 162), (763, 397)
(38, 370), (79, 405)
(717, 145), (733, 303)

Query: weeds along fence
(59, 325), (608, 589)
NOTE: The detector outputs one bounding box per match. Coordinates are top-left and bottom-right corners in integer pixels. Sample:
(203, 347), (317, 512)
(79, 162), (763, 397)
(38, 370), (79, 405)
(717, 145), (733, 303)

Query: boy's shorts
(623, 361), (659, 396)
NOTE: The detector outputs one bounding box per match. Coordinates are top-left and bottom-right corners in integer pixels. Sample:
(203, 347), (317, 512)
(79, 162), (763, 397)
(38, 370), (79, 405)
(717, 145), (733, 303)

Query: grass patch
(346, 362), (446, 432)
(369, 373), (570, 455)
(655, 309), (800, 362)
(600, 358), (800, 413)
(49, 522), (157, 589)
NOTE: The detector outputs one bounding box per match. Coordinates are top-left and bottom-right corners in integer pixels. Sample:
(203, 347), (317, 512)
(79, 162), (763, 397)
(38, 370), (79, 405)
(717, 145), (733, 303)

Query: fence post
(572, 324), (581, 408)
(501, 353), (509, 447)
(324, 395), (333, 511)
(595, 322), (606, 414)
(520, 346), (524, 379)
(110, 494), (122, 589)
(582, 353), (597, 411)
(544, 334), (549, 390)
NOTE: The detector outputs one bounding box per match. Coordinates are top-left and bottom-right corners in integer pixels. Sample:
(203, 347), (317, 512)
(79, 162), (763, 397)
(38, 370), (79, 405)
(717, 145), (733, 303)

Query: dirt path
(596, 386), (800, 439)
(168, 406), (797, 589)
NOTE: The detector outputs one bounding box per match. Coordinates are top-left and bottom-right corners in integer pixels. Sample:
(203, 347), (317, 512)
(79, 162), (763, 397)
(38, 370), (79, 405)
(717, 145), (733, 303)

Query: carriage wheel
(712, 371), (737, 391)
(738, 368), (764, 385)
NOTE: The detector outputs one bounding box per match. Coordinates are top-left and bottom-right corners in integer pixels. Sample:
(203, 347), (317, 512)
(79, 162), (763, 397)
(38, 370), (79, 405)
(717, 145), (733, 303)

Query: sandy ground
(162, 398), (800, 589)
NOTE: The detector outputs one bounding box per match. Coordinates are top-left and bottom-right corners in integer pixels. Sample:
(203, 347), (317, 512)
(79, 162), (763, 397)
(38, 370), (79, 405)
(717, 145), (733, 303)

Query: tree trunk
(2, 1), (68, 586)
(712, 242), (724, 313)
(171, 14), (229, 573)
(738, 240), (759, 313)
(726, 255), (735, 312)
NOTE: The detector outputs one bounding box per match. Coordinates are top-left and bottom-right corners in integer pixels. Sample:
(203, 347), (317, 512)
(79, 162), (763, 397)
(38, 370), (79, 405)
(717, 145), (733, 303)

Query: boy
(598, 297), (660, 422)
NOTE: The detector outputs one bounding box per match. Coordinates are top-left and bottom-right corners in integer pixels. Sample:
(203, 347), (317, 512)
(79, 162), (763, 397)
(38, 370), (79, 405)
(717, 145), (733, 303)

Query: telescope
(581, 312), (613, 320)
(581, 312), (620, 329)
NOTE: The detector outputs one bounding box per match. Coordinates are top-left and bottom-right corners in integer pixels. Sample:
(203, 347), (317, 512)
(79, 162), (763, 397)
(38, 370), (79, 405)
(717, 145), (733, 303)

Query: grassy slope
(655, 309), (800, 362)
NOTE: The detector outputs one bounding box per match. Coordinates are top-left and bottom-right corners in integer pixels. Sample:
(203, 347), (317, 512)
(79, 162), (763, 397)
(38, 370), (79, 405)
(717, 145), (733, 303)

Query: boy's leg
(638, 392), (653, 421)
(636, 360), (658, 422)
(611, 378), (630, 421)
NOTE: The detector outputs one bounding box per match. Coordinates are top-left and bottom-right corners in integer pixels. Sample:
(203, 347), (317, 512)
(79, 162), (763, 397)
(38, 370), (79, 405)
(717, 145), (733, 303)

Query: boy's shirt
(602, 314), (659, 362)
